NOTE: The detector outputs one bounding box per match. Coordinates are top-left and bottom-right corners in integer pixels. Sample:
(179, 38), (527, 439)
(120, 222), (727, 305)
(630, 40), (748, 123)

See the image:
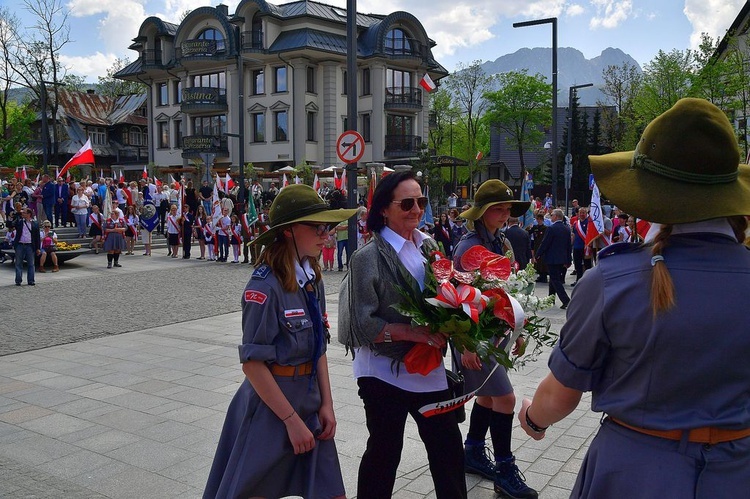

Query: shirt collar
(381, 225), (429, 253)
(295, 259), (316, 289)
(644, 218), (738, 243)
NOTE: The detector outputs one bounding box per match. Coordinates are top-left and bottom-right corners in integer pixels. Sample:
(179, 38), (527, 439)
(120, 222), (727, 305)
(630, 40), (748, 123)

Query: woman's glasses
(391, 196), (428, 211)
(300, 223), (333, 236)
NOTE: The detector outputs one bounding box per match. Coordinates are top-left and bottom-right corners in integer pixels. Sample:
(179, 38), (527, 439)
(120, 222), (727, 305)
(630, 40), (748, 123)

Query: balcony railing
(141, 49), (164, 69)
(384, 134), (422, 157)
(384, 38), (428, 59)
(241, 30), (264, 51)
(118, 148), (149, 164)
(180, 87), (228, 113)
(385, 86), (423, 109)
(181, 135), (229, 158)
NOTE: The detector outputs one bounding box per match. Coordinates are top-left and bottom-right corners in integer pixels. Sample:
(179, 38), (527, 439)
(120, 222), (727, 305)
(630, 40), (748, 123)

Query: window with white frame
(88, 127), (107, 145)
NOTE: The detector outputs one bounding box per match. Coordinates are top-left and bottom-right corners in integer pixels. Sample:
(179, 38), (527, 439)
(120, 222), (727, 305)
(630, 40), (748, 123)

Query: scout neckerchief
(296, 260), (324, 387)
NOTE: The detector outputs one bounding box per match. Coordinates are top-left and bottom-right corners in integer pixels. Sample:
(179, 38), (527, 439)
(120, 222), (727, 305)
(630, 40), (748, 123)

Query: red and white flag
(55, 166), (60, 179)
(14, 167), (19, 180)
(282, 173), (289, 188)
(170, 174), (179, 190)
(155, 177), (162, 189)
(215, 173), (224, 192)
(211, 181), (222, 226)
(119, 170), (126, 184)
(419, 73), (436, 93)
(225, 172), (235, 190)
(476, 151), (484, 161)
(21, 166), (27, 180)
(142, 165), (148, 179)
(35, 172), (40, 184)
(59, 139), (95, 179)
(585, 181), (610, 246)
(313, 173), (320, 192)
(294, 175), (301, 185)
(333, 169), (341, 189)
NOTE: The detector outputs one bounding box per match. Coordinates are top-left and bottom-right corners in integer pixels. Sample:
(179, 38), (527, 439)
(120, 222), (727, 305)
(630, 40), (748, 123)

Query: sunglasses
(300, 223), (333, 236)
(391, 196), (428, 211)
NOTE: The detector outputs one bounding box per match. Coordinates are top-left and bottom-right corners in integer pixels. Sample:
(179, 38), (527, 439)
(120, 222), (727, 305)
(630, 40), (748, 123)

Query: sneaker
(494, 457), (538, 499)
(464, 443), (495, 480)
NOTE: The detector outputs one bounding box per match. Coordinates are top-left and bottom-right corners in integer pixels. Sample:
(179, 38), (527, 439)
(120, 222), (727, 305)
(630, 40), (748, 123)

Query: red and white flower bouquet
(393, 243), (556, 375)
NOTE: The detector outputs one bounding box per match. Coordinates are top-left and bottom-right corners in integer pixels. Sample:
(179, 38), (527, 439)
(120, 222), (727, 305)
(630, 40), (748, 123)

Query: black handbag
(446, 368), (466, 423)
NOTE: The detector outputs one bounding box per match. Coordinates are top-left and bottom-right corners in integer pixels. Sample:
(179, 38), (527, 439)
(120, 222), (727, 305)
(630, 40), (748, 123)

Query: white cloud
(567, 4), (585, 17)
(684, 0), (746, 50)
(58, 51), (120, 81)
(589, 0), (633, 29)
(67, 0), (147, 55)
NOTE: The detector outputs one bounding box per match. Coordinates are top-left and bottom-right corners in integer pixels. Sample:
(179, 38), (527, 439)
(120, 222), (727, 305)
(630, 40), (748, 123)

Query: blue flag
(419, 184), (433, 229)
(140, 199), (159, 233)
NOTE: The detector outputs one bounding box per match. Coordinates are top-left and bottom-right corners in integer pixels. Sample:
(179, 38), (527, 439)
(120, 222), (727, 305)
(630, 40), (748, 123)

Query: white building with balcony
(115, 0), (447, 174)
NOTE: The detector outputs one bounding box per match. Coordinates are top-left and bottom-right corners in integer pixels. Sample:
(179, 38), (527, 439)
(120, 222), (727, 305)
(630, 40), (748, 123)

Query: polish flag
(294, 175), (301, 185)
(476, 151), (484, 161)
(170, 174), (179, 190)
(59, 139), (95, 179)
(142, 165), (148, 179)
(419, 73), (436, 93)
(225, 172), (235, 190)
(282, 173), (289, 188)
(313, 173), (320, 192)
(636, 219), (651, 239)
(333, 169), (341, 189)
(21, 166), (27, 180)
(119, 170), (126, 184)
(215, 173), (224, 192)
(55, 166), (60, 179)
(14, 167), (19, 179)
(155, 177), (162, 189)
(35, 173), (40, 184)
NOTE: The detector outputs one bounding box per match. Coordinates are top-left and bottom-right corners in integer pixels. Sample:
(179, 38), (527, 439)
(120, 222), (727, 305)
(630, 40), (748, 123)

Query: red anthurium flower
(431, 258), (454, 283)
(480, 255), (512, 281)
(460, 245), (497, 271)
(404, 343), (443, 375)
(484, 288), (515, 326)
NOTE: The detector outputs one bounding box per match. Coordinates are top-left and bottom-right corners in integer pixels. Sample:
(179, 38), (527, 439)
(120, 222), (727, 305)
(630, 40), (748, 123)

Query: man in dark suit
(40, 174), (56, 223)
(534, 209), (572, 309)
(504, 216), (532, 270)
(54, 177), (69, 227)
(13, 208), (41, 286)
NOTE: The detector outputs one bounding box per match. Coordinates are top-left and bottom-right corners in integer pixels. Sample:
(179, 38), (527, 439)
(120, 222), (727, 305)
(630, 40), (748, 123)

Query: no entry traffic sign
(336, 130), (365, 164)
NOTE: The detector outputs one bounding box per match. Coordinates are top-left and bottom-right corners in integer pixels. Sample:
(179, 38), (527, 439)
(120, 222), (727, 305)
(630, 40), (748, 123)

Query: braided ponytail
(650, 224), (674, 314)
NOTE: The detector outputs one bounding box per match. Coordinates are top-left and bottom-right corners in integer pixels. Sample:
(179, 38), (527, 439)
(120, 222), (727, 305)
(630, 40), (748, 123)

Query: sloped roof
(275, 0), (383, 27)
(268, 27), (368, 56)
(114, 59), (143, 79)
(53, 89), (147, 128)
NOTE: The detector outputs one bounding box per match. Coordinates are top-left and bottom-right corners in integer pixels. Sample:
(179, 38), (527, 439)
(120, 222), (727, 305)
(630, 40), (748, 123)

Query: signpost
(336, 130), (365, 164)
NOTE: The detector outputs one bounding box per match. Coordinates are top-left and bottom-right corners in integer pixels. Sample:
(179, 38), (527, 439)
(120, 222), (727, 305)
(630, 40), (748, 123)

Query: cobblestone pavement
(0, 252), (599, 498)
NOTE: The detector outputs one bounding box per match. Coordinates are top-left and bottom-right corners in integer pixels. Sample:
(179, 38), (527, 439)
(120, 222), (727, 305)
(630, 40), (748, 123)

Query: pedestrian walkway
(0, 256), (599, 498)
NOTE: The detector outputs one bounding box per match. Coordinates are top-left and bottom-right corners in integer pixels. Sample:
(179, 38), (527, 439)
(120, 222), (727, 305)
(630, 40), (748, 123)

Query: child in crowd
(230, 214), (242, 263)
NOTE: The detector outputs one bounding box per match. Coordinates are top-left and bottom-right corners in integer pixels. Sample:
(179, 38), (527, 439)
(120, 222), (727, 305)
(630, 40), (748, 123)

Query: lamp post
(565, 83), (593, 216)
(39, 80), (64, 174)
(513, 18), (557, 204)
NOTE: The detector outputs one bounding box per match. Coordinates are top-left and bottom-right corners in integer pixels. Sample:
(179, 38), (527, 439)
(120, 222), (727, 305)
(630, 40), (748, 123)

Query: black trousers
(356, 376), (467, 499)
(547, 263), (571, 306)
(572, 247), (592, 281)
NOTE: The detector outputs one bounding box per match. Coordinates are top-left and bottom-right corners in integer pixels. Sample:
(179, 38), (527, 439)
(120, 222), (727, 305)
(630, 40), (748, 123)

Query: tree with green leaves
(634, 49), (695, 123)
(442, 60), (495, 196)
(599, 61), (642, 151)
(483, 70), (551, 186)
(0, 100), (35, 166)
(98, 57), (146, 97)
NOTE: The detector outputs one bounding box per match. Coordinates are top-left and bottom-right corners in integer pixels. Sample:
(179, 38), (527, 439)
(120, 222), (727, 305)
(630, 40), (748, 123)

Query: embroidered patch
(252, 265), (271, 280)
(284, 309), (305, 318)
(244, 290), (268, 304)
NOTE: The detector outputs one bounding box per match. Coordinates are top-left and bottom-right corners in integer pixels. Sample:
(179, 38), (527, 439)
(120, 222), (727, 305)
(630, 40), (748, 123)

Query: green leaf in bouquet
(436, 315), (472, 335)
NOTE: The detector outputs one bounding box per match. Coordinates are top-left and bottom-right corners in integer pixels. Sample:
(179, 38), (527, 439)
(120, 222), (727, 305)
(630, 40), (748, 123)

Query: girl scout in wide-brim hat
(460, 179), (531, 220)
(250, 184), (358, 248)
(590, 97), (750, 224)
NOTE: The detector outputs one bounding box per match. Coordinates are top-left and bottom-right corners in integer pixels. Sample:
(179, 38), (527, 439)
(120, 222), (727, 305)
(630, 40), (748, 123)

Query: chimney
(217, 4), (228, 16)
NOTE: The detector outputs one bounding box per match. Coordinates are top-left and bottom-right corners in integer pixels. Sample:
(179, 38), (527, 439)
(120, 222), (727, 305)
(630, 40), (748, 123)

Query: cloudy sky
(3, 0), (746, 82)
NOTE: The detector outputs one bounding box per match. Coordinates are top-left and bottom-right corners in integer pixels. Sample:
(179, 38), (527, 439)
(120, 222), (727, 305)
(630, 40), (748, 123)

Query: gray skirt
(204, 374), (345, 499)
(452, 336), (513, 396)
(102, 232), (127, 252)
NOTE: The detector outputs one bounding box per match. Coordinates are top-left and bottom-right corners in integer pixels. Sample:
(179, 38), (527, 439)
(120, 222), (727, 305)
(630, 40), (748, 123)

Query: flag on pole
(215, 173), (224, 192)
(367, 171), (376, 209)
(419, 184), (433, 229)
(59, 139), (95, 179)
(55, 166), (60, 179)
(35, 172), (40, 184)
(211, 181), (222, 226)
(585, 181), (610, 246)
(419, 73), (436, 93)
(100, 168), (104, 179)
(282, 173), (289, 188)
(170, 174), (179, 190)
(21, 166), (27, 180)
(333, 169), (340, 189)
(519, 172), (535, 229)
(225, 172), (235, 191)
(294, 175), (301, 185)
(636, 219), (651, 239)
(313, 173), (320, 192)
(119, 170), (125, 184)
(155, 177), (162, 189)
(14, 167), (19, 180)
(475, 151), (484, 161)
(142, 165), (148, 179)
(241, 198), (258, 235)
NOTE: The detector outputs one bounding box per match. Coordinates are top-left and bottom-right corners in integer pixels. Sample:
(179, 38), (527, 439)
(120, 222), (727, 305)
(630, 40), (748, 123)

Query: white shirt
(353, 227), (447, 392)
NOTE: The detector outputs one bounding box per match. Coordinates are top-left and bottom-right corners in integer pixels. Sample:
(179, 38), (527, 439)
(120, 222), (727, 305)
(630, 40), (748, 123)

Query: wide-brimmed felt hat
(250, 184), (357, 247)
(460, 179), (531, 220)
(590, 98), (750, 224)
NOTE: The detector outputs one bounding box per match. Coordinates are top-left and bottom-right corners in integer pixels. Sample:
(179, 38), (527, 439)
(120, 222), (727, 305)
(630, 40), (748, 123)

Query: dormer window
(385, 28), (411, 55)
(197, 28), (225, 51)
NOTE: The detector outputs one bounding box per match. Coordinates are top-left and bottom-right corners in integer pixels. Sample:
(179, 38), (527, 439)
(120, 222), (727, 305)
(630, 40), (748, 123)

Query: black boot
(494, 456), (538, 499)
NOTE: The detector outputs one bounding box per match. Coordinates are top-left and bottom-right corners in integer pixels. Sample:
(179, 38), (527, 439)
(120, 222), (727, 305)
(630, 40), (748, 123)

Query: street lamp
(514, 18), (558, 204)
(565, 83), (593, 215)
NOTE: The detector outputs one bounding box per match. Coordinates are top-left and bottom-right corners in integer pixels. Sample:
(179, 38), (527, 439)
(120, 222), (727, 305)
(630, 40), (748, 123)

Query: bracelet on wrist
(525, 407), (549, 433)
(281, 409), (295, 422)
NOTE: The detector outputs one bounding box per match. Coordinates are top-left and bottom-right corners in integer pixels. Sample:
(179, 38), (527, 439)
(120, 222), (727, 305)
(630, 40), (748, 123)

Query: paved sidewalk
(0, 255), (599, 498)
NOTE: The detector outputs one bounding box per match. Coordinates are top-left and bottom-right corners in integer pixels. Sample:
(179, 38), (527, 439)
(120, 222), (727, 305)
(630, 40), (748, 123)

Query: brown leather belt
(268, 362), (313, 377)
(610, 417), (750, 445)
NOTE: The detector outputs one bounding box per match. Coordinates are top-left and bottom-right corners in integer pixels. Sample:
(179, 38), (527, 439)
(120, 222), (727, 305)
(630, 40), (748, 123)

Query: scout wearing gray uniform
(518, 98), (750, 498)
(203, 265), (344, 498)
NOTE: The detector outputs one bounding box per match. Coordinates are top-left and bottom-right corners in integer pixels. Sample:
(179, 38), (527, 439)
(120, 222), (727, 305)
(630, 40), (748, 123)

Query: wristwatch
(383, 331), (392, 343)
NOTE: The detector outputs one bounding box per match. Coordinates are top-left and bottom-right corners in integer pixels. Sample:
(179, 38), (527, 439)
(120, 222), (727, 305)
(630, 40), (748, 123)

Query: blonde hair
(649, 216), (748, 314)
(257, 228), (321, 292)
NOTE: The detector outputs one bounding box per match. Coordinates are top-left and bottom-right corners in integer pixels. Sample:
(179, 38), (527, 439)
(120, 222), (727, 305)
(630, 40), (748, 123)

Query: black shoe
(28, 282), (35, 286)
(15, 282), (21, 286)
(560, 303), (568, 310)
(495, 457), (538, 499)
(113, 263), (122, 267)
(107, 263), (112, 269)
